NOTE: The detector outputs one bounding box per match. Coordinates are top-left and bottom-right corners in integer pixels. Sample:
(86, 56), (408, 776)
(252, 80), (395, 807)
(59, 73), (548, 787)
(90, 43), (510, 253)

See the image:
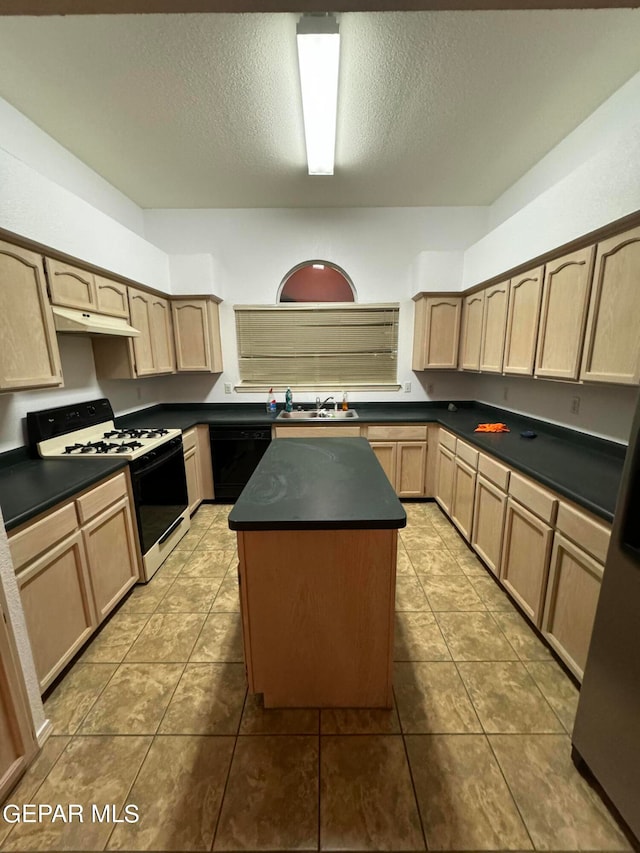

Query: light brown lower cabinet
(370, 442), (397, 488)
(396, 442), (427, 497)
(184, 443), (201, 515)
(435, 443), (455, 515)
(450, 457), (476, 541)
(183, 426), (215, 513)
(500, 497), (554, 627)
(471, 475), (507, 575)
(9, 471), (141, 693)
(541, 533), (604, 681)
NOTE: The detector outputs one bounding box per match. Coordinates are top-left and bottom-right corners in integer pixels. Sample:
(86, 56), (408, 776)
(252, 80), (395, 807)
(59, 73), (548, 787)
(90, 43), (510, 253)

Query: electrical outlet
(503, 386), (509, 401)
(571, 396), (581, 415)
(224, 383), (232, 395)
(426, 383), (434, 395)
(403, 381), (411, 393)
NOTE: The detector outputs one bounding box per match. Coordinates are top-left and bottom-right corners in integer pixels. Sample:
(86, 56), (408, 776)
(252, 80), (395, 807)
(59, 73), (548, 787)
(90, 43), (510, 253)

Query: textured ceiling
(0, 10), (640, 208)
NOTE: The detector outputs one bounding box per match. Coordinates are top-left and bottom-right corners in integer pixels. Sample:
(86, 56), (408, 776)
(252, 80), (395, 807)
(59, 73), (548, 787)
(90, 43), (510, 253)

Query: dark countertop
(228, 438), (407, 531)
(0, 447), (128, 532)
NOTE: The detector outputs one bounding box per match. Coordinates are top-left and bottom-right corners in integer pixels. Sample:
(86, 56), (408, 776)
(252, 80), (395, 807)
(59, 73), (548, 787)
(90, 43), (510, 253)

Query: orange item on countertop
(474, 423), (510, 433)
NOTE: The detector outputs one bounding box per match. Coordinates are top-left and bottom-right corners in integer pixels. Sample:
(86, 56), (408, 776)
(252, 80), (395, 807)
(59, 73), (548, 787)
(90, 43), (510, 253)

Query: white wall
(144, 206), (486, 406)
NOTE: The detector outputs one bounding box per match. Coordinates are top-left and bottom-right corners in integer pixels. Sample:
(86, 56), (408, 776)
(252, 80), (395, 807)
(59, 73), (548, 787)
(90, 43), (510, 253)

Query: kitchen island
(228, 437), (406, 708)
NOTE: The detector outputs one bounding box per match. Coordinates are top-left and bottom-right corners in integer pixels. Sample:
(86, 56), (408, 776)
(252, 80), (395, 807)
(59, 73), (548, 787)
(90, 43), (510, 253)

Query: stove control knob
(87, 405), (96, 415)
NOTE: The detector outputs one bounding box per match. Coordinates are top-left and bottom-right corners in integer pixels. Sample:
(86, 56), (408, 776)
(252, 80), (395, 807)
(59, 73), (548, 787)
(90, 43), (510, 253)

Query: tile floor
(0, 501), (632, 852)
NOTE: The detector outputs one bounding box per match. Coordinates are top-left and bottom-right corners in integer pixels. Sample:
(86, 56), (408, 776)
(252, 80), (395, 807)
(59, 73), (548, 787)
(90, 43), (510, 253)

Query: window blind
(234, 303), (399, 387)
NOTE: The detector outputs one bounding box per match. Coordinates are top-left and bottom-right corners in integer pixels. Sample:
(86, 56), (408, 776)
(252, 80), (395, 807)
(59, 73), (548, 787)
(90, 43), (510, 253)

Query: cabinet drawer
(182, 428), (198, 452)
(555, 502), (611, 564)
(9, 502), (78, 572)
(366, 425), (427, 441)
(438, 429), (456, 452)
(76, 473), (128, 524)
(478, 453), (510, 491)
(508, 472), (557, 525)
(274, 426), (361, 438)
(455, 439), (479, 469)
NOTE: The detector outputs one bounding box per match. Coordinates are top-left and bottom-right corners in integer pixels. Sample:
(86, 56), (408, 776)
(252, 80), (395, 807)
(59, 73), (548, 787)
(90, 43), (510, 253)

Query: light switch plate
(224, 383), (232, 394)
(403, 381), (411, 393)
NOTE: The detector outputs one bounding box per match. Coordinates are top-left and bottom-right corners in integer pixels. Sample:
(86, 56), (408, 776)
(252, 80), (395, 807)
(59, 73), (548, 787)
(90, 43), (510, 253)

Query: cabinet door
(535, 246), (595, 380)
(128, 288), (156, 376)
(542, 533), (603, 682)
(471, 475), (507, 576)
(423, 297), (461, 369)
(0, 594), (37, 803)
(82, 496), (140, 623)
(369, 442), (397, 490)
(480, 280), (509, 373)
(396, 442), (426, 497)
(435, 444), (455, 514)
(150, 296), (176, 374)
(173, 300), (212, 372)
(196, 424), (215, 500)
(184, 444), (202, 515)
(581, 226), (640, 385)
(17, 531), (97, 692)
(45, 258), (96, 310)
(0, 241), (63, 392)
(412, 297), (427, 370)
(459, 291), (485, 371)
(500, 498), (553, 627)
(450, 456), (476, 541)
(95, 276), (130, 319)
(503, 266), (544, 376)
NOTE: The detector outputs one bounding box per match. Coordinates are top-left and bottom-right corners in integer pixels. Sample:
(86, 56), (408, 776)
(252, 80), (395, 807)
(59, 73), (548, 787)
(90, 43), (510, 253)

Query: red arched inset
(279, 263), (355, 303)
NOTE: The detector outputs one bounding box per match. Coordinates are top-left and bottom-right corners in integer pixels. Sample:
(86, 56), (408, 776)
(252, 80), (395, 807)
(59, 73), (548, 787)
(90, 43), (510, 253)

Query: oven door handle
(131, 441), (184, 478)
(158, 516), (185, 545)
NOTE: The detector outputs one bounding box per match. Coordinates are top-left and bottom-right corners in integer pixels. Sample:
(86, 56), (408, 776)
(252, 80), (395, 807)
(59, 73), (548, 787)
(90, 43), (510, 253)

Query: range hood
(52, 306), (140, 338)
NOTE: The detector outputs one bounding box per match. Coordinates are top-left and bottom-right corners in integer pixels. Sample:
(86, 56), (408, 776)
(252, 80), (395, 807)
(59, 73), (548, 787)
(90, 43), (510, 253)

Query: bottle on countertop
(285, 387), (293, 413)
(342, 391), (349, 411)
(266, 387), (277, 413)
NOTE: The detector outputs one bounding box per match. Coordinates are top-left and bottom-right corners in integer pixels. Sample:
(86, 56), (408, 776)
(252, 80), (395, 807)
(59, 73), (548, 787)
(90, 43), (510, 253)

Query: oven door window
(133, 447), (188, 555)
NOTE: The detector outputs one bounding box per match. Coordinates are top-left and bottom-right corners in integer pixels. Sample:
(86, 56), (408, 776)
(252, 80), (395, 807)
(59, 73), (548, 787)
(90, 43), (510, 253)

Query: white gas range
(27, 398), (190, 581)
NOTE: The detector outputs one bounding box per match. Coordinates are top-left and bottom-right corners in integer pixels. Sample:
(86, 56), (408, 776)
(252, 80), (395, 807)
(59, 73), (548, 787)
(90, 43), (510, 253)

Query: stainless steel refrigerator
(572, 391), (640, 844)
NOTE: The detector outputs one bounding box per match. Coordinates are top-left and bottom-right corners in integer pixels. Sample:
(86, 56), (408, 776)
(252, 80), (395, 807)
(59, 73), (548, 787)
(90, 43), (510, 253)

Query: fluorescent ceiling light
(312, 263), (325, 269)
(296, 14), (340, 176)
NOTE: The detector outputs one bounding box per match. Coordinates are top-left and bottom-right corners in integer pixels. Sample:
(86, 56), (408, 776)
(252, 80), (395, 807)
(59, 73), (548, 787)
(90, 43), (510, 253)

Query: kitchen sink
(276, 409), (359, 420)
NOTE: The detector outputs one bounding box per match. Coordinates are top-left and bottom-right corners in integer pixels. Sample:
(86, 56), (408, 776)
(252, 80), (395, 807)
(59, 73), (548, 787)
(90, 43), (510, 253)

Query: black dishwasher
(210, 425), (272, 501)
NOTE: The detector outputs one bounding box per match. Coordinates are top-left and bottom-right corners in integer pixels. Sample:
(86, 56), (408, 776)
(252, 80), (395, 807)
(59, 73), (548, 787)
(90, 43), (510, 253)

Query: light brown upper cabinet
(45, 257), (97, 311)
(127, 288), (156, 375)
(0, 241), (63, 392)
(172, 298), (223, 373)
(581, 225), (640, 385)
(503, 266), (544, 376)
(148, 294), (176, 374)
(459, 291), (485, 371)
(535, 246), (596, 381)
(479, 280), (509, 373)
(94, 275), (130, 319)
(412, 294), (461, 370)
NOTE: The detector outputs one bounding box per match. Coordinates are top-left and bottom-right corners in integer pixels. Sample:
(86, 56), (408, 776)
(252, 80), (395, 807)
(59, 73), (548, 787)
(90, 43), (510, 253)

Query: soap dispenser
(285, 387), (293, 413)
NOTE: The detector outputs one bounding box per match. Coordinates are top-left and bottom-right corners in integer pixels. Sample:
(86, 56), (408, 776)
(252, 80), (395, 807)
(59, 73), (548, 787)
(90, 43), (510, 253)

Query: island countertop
(228, 437), (407, 531)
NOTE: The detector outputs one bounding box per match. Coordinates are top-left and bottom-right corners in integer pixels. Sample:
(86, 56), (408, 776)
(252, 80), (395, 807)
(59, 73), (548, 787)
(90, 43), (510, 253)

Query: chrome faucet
(316, 396), (335, 414)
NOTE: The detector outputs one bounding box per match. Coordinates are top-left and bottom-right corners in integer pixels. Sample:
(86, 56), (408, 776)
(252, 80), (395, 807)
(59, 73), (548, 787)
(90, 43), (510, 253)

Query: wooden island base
(237, 528), (397, 708)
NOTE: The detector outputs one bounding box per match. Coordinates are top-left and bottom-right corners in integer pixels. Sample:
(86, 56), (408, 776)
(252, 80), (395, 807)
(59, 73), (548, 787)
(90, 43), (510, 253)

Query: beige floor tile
(408, 548), (465, 575)
(394, 662), (482, 734)
(44, 663), (116, 734)
(435, 611), (518, 661)
(454, 550), (491, 577)
(156, 548), (194, 577)
(394, 612), (451, 661)
(190, 613), (244, 662)
(470, 575), (517, 611)
(419, 574), (486, 611)
(125, 612), (206, 662)
(321, 701), (401, 734)
(155, 576), (223, 613)
(211, 576), (241, 612)
(320, 735), (425, 851)
(80, 612), (150, 663)
(198, 527), (238, 550)
(406, 734), (532, 851)
(240, 693), (319, 735)
(400, 527), (446, 550)
(395, 576), (432, 611)
(525, 661), (579, 734)
(457, 661), (566, 733)
(180, 549), (236, 578)
(0, 736), (70, 847)
(4, 736), (151, 851)
(160, 662), (247, 734)
(490, 734), (631, 850)
(192, 504), (221, 521)
(435, 525), (469, 548)
(79, 662), (184, 734)
(493, 610), (553, 661)
(396, 548), (416, 576)
(214, 736), (318, 851)
(118, 572), (175, 615)
(108, 735), (233, 852)
(189, 513), (214, 531)
(173, 527), (206, 550)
